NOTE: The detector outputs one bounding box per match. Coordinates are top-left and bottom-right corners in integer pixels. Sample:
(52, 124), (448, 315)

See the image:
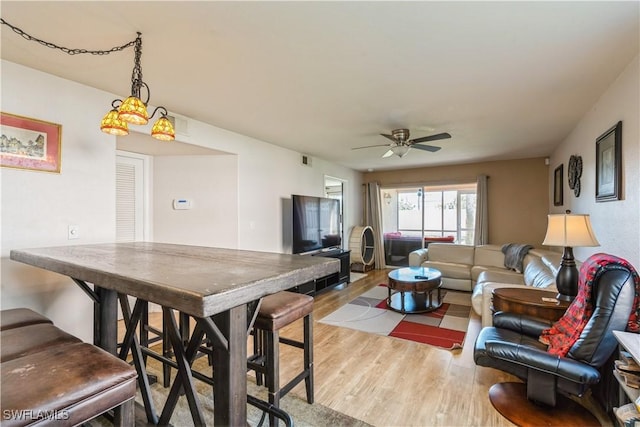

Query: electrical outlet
(68, 225), (79, 240)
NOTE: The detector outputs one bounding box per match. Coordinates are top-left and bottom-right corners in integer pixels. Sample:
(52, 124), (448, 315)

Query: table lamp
(542, 211), (599, 301)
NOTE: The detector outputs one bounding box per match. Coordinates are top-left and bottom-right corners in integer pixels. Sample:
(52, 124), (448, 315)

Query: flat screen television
(292, 194), (342, 254)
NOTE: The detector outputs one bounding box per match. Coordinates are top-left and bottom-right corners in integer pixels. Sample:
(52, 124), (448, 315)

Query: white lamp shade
(542, 214), (600, 247)
(391, 145), (410, 157)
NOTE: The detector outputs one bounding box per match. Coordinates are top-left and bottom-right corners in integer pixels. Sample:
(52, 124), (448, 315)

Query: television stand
(290, 249), (351, 296)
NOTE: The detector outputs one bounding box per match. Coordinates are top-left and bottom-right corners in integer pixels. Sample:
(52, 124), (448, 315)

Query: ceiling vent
(301, 154), (313, 167)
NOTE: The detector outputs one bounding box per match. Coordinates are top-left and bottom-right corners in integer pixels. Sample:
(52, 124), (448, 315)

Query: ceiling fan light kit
(353, 128), (452, 158)
(390, 145), (410, 157)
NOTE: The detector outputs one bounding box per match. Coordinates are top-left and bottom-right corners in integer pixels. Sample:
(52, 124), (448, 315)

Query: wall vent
(301, 155), (312, 167)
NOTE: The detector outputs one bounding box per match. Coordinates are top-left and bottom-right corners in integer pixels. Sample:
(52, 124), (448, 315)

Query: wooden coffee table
(492, 287), (570, 322)
(387, 267), (442, 314)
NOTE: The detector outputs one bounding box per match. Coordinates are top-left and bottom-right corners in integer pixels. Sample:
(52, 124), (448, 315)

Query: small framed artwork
(596, 121), (622, 202)
(1, 112), (61, 173)
(553, 164), (563, 206)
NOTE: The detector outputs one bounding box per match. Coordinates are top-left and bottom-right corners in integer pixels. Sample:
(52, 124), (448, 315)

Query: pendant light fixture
(1, 19), (175, 142)
(100, 33), (175, 141)
(99, 108), (129, 136)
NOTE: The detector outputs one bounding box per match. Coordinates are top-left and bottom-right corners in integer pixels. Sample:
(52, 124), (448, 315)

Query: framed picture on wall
(554, 164), (563, 206)
(0, 112), (61, 173)
(596, 121), (622, 202)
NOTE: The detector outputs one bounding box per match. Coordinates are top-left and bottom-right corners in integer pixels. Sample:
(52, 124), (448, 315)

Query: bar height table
(10, 242), (339, 426)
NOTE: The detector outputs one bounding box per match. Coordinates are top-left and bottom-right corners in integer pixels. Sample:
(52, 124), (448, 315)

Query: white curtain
(364, 182), (387, 269)
(474, 175), (489, 246)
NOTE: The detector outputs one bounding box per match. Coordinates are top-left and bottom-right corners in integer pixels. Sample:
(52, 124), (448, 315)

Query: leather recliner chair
(474, 263), (635, 408)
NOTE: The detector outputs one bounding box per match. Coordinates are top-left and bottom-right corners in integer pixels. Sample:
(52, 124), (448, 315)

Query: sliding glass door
(381, 183), (477, 266)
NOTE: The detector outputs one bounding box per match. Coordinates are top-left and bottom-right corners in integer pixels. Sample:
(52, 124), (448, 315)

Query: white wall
(153, 155), (239, 248)
(549, 55), (639, 265)
(1, 60), (364, 340)
(166, 118), (363, 254)
(1, 62), (117, 340)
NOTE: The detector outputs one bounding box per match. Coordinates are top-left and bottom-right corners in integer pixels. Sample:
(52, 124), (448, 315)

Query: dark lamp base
(556, 247), (578, 301)
(556, 292), (574, 302)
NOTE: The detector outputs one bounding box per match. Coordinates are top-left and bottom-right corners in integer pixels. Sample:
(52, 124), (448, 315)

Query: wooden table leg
(94, 286), (118, 355)
(209, 305), (248, 427)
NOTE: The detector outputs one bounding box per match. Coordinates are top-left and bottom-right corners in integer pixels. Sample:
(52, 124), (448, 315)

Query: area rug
(91, 354), (371, 427)
(319, 284), (472, 350)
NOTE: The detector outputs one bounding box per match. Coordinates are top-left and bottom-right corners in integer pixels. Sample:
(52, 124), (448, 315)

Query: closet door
(116, 153), (146, 242)
(116, 152), (155, 315)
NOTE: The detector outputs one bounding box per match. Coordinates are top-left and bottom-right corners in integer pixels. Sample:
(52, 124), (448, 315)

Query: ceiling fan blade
(411, 144), (441, 153)
(410, 132), (452, 144)
(380, 133), (398, 143)
(382, 149), (394, 158)
(352, 143), (391, 150)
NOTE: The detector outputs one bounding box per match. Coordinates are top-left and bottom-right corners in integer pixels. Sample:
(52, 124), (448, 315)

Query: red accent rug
(319, 284), (472, 350)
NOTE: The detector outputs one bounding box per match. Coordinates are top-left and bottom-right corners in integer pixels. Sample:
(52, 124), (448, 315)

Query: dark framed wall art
(595, 121), (622, 202)
(554, 164), (563, 206)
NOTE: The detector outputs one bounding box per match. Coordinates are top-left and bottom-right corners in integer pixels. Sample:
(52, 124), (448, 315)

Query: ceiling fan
(352, 128), (451, 158)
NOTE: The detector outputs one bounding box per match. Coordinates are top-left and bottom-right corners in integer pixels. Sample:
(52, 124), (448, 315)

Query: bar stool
(248, 291), (314, 424)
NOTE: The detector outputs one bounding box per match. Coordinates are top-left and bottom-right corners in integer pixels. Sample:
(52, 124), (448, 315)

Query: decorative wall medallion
(568, 155), (582, 197)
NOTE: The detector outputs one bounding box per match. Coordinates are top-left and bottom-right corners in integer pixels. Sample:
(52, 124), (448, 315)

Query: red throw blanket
(539, 253), (640, 357)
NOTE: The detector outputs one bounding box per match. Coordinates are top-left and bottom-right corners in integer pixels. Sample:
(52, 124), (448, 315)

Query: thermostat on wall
(173, 199), (193, 210)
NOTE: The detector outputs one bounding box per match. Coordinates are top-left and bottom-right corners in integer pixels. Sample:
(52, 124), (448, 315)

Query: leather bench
(0, 308), (138, 426)
(0, 308), (52, 331)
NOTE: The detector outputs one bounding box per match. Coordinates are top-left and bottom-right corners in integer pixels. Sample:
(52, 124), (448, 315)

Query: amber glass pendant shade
(151, 116), (176, 141)
(118, 96), (149, 125)
(100, 109), (129, 136)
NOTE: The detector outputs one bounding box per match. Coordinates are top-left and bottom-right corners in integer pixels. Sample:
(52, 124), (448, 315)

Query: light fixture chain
(0, 18), (137, 55)
(131, 34), (144, 99)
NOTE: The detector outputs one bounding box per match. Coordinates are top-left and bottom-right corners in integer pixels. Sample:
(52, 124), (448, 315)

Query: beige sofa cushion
(473, 245), (505, 269)
(441, 277), (473, 292)
(523, 258), (556, 288)
(408, 248), (429, 267)
(427, 243), (475, 265)
(471, 281), (527, 325)
(476, 269), (524, 286)
(422, 261), (471, 280)
(471, 254), (559, 326)
(471, 265), (501, 283)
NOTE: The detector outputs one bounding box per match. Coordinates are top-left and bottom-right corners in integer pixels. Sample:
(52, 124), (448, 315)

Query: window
(381, 183), (477, 266)
(397, 190), (422, 237)
(421, 185), (476, 244)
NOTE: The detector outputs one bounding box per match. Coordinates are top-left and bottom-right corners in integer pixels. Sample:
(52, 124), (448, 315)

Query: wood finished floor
(123, 268), (613, 426)
(281, 269), (515, 426)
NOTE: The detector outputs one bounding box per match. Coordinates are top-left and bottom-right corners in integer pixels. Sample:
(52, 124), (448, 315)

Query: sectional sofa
(408, 243), (564, 326)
